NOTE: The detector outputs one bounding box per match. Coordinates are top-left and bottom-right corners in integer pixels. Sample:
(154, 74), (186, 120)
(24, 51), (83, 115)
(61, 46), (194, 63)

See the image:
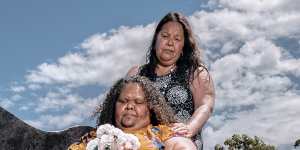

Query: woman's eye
(118, 99), (126, 103)
(161, 33), (168, 38)
(136, 100), (146, 104)
(175, 36), (182, 41)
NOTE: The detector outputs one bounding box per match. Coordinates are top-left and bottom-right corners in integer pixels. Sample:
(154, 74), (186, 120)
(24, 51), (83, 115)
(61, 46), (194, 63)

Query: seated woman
(68, 75), (196, 150)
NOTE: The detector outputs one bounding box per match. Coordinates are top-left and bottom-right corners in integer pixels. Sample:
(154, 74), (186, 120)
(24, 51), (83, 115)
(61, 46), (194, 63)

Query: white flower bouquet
(86, 124), (140, 150)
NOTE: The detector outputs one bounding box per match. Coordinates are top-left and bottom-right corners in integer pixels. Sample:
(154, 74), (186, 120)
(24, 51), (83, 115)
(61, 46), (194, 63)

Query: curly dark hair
(96, 75), (177, 127)
(140, 11), (206, 84)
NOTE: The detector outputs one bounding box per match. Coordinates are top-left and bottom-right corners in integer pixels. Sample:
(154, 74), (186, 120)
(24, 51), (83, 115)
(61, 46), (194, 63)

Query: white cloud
(196, 0), (300, 149)
(26, 24), (155, 87)
(10, 85), (26, 93)
(19, 105), (30, 111)
(19, 102), (35, 111)
(27, 93), (102, 130)
(28, 84), (41, 90)
(210, 0), (300, 13)
(35, 90), (90, 113)
(279, 59), (300, 77)
(190, 2), (300, 60)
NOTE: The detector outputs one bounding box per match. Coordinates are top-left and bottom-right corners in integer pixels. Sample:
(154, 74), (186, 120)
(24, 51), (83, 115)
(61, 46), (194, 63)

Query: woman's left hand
(171, 123), (193, 138)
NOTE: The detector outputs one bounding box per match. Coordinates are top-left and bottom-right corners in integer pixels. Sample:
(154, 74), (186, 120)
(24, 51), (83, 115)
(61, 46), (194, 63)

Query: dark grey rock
(0, 106), (95, 150)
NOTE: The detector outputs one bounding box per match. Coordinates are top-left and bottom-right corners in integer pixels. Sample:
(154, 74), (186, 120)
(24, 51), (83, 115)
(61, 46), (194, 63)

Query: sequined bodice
(153, 71), (194, 122)
(139, 68), (203, 150)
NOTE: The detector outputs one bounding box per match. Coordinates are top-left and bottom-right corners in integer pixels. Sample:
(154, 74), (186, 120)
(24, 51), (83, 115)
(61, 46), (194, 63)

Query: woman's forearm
(187, 100), (213, 136)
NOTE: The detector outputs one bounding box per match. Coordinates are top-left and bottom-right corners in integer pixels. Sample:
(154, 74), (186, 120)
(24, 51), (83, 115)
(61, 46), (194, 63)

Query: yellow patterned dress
(68, 124), (174, 150)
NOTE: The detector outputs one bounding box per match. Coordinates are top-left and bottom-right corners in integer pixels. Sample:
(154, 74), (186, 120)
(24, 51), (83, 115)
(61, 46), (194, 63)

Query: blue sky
(0, 0), (206, 85)
(1, 0), (300, 149)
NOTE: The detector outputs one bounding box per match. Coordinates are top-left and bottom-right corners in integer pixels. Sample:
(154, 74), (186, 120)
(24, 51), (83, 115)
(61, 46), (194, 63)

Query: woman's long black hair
(140, 11), (205, 84)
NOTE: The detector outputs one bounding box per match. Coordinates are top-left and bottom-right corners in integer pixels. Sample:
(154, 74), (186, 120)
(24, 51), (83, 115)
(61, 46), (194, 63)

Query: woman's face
(155, 21), (184, 67)
(115, 83), (151, 131)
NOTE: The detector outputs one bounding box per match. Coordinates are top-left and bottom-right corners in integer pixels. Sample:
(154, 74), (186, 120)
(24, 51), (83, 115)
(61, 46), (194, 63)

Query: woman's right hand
(171, 123), (193, 138)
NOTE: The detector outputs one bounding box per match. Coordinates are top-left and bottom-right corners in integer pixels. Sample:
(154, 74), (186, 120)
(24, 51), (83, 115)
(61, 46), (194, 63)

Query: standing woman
(127, 12), (215, 149)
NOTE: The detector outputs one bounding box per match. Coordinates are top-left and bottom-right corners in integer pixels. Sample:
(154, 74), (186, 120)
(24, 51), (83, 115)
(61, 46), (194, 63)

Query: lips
(123, 112), (137, 117)
(161, 49), (175, 56)
(163, 49), (174, 53)
(160, 49), (175, 59)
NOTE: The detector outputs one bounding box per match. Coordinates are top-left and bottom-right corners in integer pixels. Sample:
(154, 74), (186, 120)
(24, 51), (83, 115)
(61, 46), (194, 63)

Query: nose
(125, 102), (135, 110)
(167, 38), (174, 46)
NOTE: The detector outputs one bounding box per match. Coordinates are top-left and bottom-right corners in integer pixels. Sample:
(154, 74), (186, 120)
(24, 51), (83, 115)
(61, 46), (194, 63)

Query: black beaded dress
(139, 68), (203, 150)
